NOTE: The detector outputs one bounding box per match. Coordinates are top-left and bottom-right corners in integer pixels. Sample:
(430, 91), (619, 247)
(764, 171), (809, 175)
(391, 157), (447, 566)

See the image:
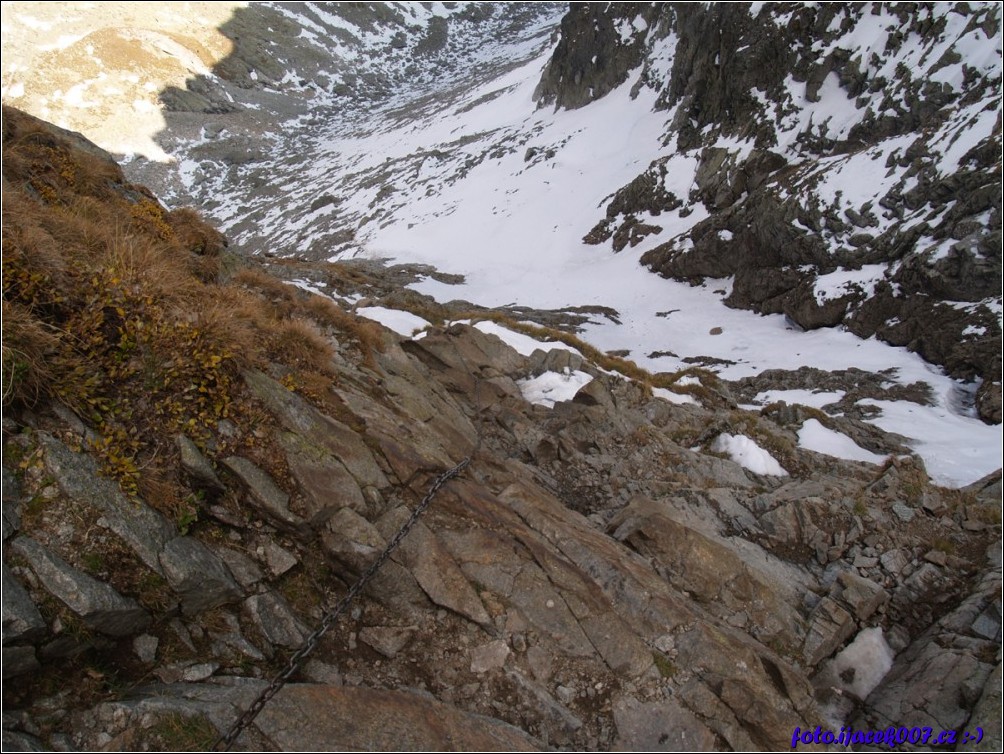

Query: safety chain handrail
(213, 453), (474, 751)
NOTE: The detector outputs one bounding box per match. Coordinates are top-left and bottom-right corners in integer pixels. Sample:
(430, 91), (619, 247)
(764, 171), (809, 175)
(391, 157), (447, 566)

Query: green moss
(145, 712), (218, 751)
(931, 537), (956, 555)
(652, 652), (677, 678)
(81, 551), (106, 574)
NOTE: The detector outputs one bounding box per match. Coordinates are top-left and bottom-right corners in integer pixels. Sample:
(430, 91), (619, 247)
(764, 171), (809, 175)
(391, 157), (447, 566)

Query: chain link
(215, 333), (486, 750)
(213, 454), (473, 751)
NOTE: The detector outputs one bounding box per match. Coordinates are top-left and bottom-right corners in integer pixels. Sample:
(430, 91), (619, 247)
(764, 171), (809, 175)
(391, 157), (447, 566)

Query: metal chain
(213, 454), (474, 751)
(215, 331), (486, 751)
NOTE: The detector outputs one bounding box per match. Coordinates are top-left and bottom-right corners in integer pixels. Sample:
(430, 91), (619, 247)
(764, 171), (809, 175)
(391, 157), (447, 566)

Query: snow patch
(711, 434), (789, 477)
(827, 627), (895, 702)
(518, 369), (593, 408)
(858, 397), (1002, 488)
(798, 419), (887, 465)
(357, 306), (431, 336)
(814, 265), (886, 304)
(472, 321), (581, 358)
(754, 389), (845, 409)
(652, 387), (698, 406)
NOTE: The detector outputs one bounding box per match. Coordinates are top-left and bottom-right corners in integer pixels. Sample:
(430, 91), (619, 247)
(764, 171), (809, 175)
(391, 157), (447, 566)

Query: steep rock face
(533, 3), (661, 110)
(5, 110), (1000, 753)
(851, 551), (1001, 737)
(549, 2), (1002, 421)
(10, 313), (1001, 750)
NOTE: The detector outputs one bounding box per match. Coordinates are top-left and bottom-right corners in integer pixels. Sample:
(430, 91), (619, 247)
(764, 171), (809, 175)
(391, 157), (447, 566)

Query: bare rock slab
(506, 669), (583, 745)
(803, 596), (855, 665)
(243, 593), (309, 650)
(970, 661), (1002, 752)
(40, 434), (174, 570)
(257, 538), (298, 577)
(378, 508), (490, 626)
(243, 369), (388, 490)
(358, 625), (415, 659)
(159, 536), (242, 616)
(11, 536), (150, 637)
(175, 434), (225, 492)
(279, 431), (367, 520)
(835, 570), (888, 620)
(470, 639), (510, 673)
(612, 695), (717, 751)
(252, 685), (540, 751)
(38, 435), (239, 616)
(2, 565), (46, 644)
(222, 456), (302, 530)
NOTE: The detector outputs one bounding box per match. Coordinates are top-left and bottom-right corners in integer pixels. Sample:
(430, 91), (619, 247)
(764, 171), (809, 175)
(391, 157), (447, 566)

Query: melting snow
(652, 387), (699, 406)
(859, 396), (1000, 487)
(356, 306), (431, 337)
(711, 434), (789, 477)
(827, 626), (895, 702)
(814, 265), (886, 303)
(798, 419), (887, 465)
(471, 321), (581, 358)
(754, 389), (845, 409)
(519, 369), (593, 408)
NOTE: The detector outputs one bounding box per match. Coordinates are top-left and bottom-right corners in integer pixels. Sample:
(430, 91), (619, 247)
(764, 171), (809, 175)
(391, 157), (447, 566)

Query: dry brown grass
(166, 206), (227, 256)
(2, 105), (124, 204)
(273, 317), (336, 372)
(233, 266), (298, 305)
(107, 232), (202, 297)
(1, 300), (58, 408)
(2, 104), (395, 496)
(300, 293), (385, 365)
(235, 265), (385, 368)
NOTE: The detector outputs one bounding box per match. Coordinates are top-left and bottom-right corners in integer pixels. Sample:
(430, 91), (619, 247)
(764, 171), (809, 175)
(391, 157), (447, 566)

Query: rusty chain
(213, 452), (475, 750)
(214, 329), (486, 750)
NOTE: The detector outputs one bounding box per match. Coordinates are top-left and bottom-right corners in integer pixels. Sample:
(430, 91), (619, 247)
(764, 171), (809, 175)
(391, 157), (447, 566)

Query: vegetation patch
(143, 712), (219, 751)
(1, 106), (384, 508)
(651, 651), (677, 678)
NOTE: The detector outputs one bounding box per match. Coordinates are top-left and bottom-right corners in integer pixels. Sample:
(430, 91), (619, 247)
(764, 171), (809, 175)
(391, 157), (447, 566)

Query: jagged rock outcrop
(533, 3), (662, 110)
(5, 301), (999, 749)
(852, 545), (1001, 739)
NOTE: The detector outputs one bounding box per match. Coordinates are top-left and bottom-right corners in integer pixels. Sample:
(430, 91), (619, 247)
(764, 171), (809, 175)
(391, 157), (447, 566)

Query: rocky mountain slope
(3, 106), (1002, 751)
(107, 1), (1000, 425)
(2, 2), (1000, 491)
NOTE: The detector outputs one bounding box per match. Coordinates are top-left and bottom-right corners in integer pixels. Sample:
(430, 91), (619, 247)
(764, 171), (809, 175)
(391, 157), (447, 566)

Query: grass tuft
(1, 104), (390, 498)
